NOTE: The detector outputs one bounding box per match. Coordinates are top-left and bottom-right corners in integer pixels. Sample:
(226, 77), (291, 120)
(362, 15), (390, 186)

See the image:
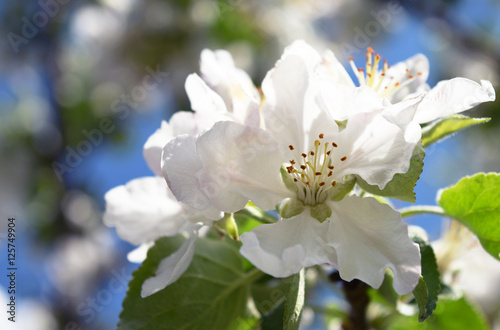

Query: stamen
(348, 50), (422, 98)
(285, 139), (344, 206)
(341, 156), (347, 161)
(289, 145), (294, 150)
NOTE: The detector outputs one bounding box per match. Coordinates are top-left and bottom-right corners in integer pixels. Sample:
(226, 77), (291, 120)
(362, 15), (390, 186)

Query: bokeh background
(0, 0), (499, 329)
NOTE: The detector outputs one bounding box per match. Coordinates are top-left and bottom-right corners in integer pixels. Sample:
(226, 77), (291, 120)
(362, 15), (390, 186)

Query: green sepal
(281, 165), (298, 193)
(215, 213), (239, 241)
(279, 198), (305, 219)
(327, 175), (356, 201)
(310, 203), (332, 223)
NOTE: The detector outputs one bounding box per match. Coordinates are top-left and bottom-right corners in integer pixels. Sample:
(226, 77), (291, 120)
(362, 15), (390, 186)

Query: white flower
(103, 176), (212, 297)
(319, 44), (495, 123)
(104, 48), (262, 296)
(144, 49), (260, 176)
(163, 42), (422, 294)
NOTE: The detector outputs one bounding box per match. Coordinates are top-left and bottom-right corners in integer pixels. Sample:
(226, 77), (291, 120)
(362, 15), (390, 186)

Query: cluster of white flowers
(104, 41), (495, 298)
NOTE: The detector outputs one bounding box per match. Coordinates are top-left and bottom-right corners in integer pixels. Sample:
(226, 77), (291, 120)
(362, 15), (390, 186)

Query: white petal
(327, 196), (421, 294)
(262, 52), (312, 154)
(141, 228), (200, 297)
(318, 49), (355, 87)
(185, 73), (227, 115)
(195, 121), (291, 212)
(103, 177), (187, 245)
(281, 40), (322, 72)
(334, 101), (421, 189)
(127, 242), (154, 263)
(240, 213), (336, 278)
(414, 78), (496, 123)
(168, 110), (198, 136)
(261, 40), (323, 154)
(200, 49), (260, 127)
(385, 53), (429, 103)
(185, 74), (241, 132)
(162, 134), (223, 220)
(143, 121), (173, 176)
(316, 83), (385, 121)
(200, 49), (236, 89)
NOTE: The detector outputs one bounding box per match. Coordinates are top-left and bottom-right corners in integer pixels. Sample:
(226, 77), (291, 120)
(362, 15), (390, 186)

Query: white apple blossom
(163, 42), (423, 294)
(104, 48), (259, 297)
(318, 44), (495, 123)
(143, 49), (260, 176)
(103, 176), (211, 297)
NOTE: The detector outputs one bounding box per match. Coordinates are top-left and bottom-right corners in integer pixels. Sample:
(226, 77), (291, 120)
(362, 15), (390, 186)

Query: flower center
(348, 47), (423, 98)
(285, 133), (346, 206)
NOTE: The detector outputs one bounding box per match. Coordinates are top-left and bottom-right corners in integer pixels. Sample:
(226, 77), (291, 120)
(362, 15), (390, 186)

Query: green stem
(398, 205), (447, 218)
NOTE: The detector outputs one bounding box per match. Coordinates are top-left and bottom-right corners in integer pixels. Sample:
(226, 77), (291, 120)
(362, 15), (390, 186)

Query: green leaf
(356, 142), (425, 203)
(119, 236), (262, 330)
(421, 114), (490, 147)
(438, 172), (500, 260)
(411, 235), (440, 322)
(252, 278), (288, 316)
(283, 269), (305, 330)
(228, 316), (260, 330)
(412, 277), (428, 321)
(390, 298), (489, 330)
(261, 300), (285, 330)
